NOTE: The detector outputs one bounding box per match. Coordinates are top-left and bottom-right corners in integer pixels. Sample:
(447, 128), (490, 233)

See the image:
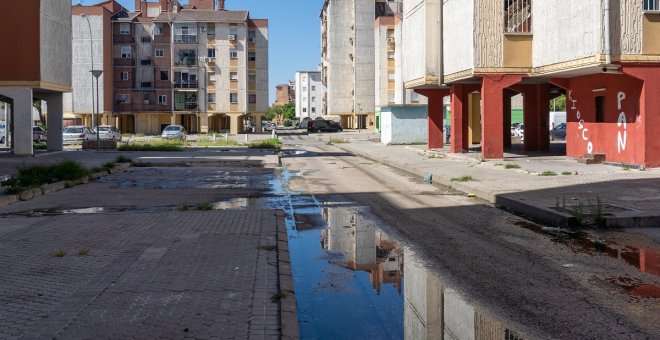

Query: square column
(416, 89), (450, 149)
(450, 84), (480, 153)
(0, 87), (33, 155)
(468, 93), (481, 145)
(254, 113), (264, 133)
(503, 89), (516, 149)
(480, 75), (523, 159)
(41, 93), (64, 151)
(200, 112), (209, 134)
(227, 113), (243, 135)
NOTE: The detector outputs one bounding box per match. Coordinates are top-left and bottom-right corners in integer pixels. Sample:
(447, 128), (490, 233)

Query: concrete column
(42, 93), (64, 151)
(228, 113), (242, 135)
(0, 87), (33, 155)
(503, 89), (516, 149)
(468, 93), (481, 145)
(200, 112), (209, 133)
(537, 84), (551, 152)
(480, 75), (523, 159)
(254, 113), (264, 133)
(416, 89), (450, 149)
(450, 84), (475, 153)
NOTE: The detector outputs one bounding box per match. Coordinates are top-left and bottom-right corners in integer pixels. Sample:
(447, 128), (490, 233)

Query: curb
(275, 210), (299, 340)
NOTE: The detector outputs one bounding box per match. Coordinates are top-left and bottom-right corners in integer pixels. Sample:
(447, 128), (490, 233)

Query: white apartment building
(295, 71), (325, 119)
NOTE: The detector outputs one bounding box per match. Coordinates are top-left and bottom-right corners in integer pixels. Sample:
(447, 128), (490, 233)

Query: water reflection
(321, 208), (403, 295)
(404, 249), (524, 340)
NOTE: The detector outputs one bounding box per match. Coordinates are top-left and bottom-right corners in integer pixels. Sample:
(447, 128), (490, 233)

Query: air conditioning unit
(228, 34), (236, 41)
(248, 37), (255, 44)
(199, 25), (207, 32)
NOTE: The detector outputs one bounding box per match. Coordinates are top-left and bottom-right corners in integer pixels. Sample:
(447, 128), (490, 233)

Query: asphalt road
(279, 132), (659, 339)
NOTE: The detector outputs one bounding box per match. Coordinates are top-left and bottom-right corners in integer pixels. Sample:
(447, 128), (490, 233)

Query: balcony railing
(174, 57), (197, 66)
(174, 81), (199, 89)
(174, 102), (198, 111)
(113, 35), (135, 44)
(644, 0), (660, 11)
(113, 58), (135, 66)
(174, 35), (198, 44)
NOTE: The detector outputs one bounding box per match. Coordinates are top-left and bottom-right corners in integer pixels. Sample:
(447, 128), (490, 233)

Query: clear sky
(74, 0), (326, 105)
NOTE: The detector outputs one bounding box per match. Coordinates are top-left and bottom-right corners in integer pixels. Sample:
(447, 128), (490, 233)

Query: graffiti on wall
(617, 91), (627, 154)
(569, 90), (593, 154)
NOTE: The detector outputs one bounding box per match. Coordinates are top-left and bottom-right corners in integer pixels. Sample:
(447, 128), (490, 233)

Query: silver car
(63, 126), (97, 144)
(161, 125), (187, 140)
(95, 125), (122, 141)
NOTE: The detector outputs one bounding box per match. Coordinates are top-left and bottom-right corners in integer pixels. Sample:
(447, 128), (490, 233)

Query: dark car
(551, 123), (566, 141)
(307, 119), (343, 133)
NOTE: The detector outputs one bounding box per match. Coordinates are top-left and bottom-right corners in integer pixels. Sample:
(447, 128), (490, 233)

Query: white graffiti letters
(617, 91), (627, 154)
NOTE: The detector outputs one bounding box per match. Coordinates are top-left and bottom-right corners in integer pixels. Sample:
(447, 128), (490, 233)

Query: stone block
(41, 181), (66, 195)
(0, 194), (18, 207)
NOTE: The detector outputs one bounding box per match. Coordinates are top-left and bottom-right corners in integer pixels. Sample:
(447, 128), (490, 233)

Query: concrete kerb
(275, 210), (299, 340)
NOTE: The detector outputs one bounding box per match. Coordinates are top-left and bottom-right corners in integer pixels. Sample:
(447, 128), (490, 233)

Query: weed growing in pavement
(451, 175), (474, 182)
(102, 161), (116, 172)
(4, 160), (89, 194)
(622, 164), (631, 171)
(495, 163), (504, 166)
(52, 250), (67, 257)
(328, 138), (349, 144)
(78, 247), (91, 256)
(271, 292), (286, 303)
(539, 171), (558, 176)
(258, 245), (277, 251)
(561, 171), (573, 175)
(195, 137), (238, 147)
(504, 164), (521, 169)
(196, 202), (214, 211)
(571, 202), (585, 225)
(118, 140), (184, 151)
(593, 196), (606, 227)
(178, 202), (190, 211)
(116, 155), (132, 163)
(33, 142), (47, 150)
(247, 138), (282, 150)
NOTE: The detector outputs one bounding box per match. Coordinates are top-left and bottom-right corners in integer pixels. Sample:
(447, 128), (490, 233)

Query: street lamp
(81, 14), (103, 151)
(356, 102), (362, 133)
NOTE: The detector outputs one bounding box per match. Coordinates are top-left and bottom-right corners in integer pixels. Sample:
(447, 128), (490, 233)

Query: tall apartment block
(71, 0), (268, 135)
(274, 81), (295, 105)
(403, 0), (660, 168)
(0, 0), (71, 155)
(295, 71), (325, 119)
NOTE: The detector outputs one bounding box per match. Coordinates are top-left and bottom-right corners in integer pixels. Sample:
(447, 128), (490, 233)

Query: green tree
(267, 102), (296, 123)
(282, 102), (296, 121)
(550, 95), (566, 111)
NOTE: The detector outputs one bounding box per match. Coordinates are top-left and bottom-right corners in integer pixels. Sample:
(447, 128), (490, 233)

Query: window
(387, 51), (395, 59)
(302, 75), (307, 81)
(208, 71), (215, 82)
(141, 82), (152, 88)
(207, 48), (216, 58)
(644, 0), (660, 11)
(230, 93), (238, 103)
(120, 23), (130, 35)
(208, 93), (216, 103)
(120, 72), (128, 81)
(248, 52), (256, 61)
(160, 71), (168, 80)
(504, 0), (532, 33)
(158, 95), (167, 104)
(248, 74), (256, 83)
(312, 96), (316, 101)
(248, 31), (256, 43)
(141, 36), (152, 43)
(311, 107), (316, 113)
(388, 72), (395, 81)
(303, 108), (307, 113)
(116, 94), (130, 103)
(155, 49), (164, 57)
(302, 87), (307, 92)
(121, 46), (131, 58)
(230, 49), (238, 59)
(140, 59), (152, 65)
(207, 24), (215, 35)
(154, 23), (162, 35)
(312, 86), (316, 91)
(230, 72), (238, 81)
(181, 26), (189, 35)
(229, 24), (238, 35)
(249, 94), (256, 103)
(410, 91), (419, 103)
(595, 96), (605, 123)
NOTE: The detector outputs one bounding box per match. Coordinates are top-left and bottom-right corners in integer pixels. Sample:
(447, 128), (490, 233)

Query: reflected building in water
(321, 208), (403, 294)
(404, 250), (523, 340)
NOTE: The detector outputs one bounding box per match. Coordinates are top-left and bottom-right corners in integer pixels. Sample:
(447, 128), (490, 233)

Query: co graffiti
(568, 90), (628, 154)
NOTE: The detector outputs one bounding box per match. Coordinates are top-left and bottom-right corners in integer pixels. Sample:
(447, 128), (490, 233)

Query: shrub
(247, 138), (282, 150)
(118, 140), (183, 151)
(539, 171), (558, 176)
(195, 137), (238, 147)
(504, 164), (520, 169)
(116, 155), (132, 163)
(3, 160), (89, 194)
(451, 175), (474, 182)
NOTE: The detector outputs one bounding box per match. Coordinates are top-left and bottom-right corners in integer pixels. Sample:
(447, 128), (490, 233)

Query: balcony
(174, 35), (198, 44)
(174, 101), (198, 111)
(113, 58), (135, 67)
(113, 35), (135, 44)
(174, 57), (197, 67)
(174, 81), (199, 89)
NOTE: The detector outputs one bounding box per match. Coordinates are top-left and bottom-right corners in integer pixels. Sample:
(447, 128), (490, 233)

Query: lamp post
(80, 14), (96, 133)
(91, 70), (103, 151)
(356, 102), (362, 133)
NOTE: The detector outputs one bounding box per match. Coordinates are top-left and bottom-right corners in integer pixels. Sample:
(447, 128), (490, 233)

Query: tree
(549, 95), (566, 111)
(33, 99), (45, 126)
(266, 102), (296, 124)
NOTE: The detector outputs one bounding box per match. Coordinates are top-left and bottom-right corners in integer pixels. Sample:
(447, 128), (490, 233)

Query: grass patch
(178, 202), (191, 211)
(52, 250), (67, 258)
(504, 164), (521, 169)
(328, 138), (350, 144)
(196, 202), (214, 211)
(118, 140), (183, 151)
(271, 292), (286, 303)
(195, 137), (238, 147)
(258, 245), (277, 251)
(247, 138), (282, 150)
(561, 171), (573, 176)
(451, 175), (474, 182)
(539, 171), (558, 176)
(34, 142), (48, 150)
(102, 161), (116, 172)
(116, 155), (132, 163)
(4, 160), (88, 194)
(494, 163), (504, 166)
(78, 247), (91, 256)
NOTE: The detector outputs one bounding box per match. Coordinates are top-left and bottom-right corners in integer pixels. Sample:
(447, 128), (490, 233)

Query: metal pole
(81, 14), (95, 130)
(95, 75), (100, 151)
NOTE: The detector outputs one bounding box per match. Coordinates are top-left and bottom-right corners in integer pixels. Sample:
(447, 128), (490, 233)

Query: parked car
(551, 123), (567, 141)
(0, 132), (4, 144)
(33, 126), (47, 142)
(63, 126), (97, 144)
(511, 122), (521, 136)
(95, 125), (122, 141)
(161, 125), (187, 140)
(262, 121), (275, 131)
(296, 117), (312, 129)
(307, 119), (342, 133)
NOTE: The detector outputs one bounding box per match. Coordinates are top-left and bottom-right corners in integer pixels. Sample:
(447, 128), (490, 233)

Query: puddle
(512, 220), (660, 278)
(97, 168), (270, 190)
(274, 166), (524, 339)
(212, 197), (269, 210)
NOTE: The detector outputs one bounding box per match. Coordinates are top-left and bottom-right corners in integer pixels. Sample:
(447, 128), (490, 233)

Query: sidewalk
(336, 139), (660, 228)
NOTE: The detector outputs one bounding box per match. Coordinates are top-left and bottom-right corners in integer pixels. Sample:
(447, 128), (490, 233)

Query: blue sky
(74, 0), (325, 104)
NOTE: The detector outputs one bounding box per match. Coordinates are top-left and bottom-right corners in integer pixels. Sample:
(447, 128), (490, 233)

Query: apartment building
(403, 0), (660, 167)
(322, 0), (401, 129)
(108, 0), (268, 135)
(274, 81), (295, 105)
(295, 71), (325, 119)
(0, 0), (71, 154)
